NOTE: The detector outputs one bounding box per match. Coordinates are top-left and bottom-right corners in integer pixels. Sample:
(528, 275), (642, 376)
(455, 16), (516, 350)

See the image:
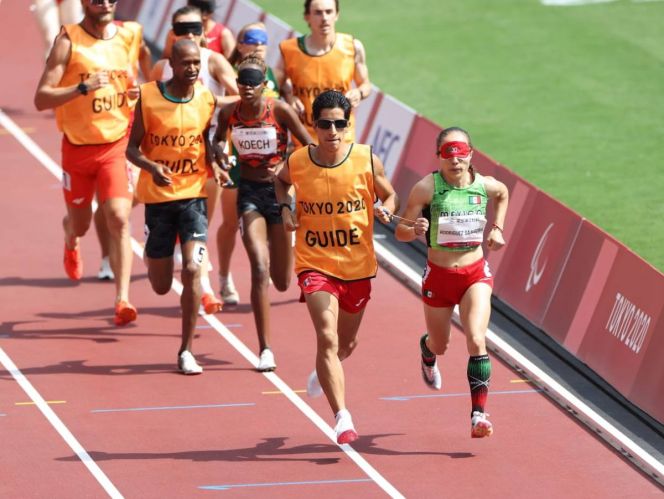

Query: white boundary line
(374, 240), (664, 484)
(0, 347), (123, 499)
(0, 110), (122, 498)
(0, 109), (405, 499)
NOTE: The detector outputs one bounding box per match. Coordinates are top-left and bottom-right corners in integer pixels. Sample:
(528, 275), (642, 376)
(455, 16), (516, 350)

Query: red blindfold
(439, 141), (472, 159)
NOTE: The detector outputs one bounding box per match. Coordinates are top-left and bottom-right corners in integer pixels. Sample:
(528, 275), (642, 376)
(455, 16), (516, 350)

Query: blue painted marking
(91, 402), (254, 413)
(223, 323), (242, 328)
(195, 325), (214, 329)
(0, 334), (10, 338)
(199, 478), (372, 491)
(0, 413), (6, 417)
(382, 389), (541, 402)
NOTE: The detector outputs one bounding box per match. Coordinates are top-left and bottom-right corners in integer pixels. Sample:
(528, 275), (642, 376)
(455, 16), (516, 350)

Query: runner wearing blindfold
(212, 56), (313, 373)
(172, 21), (203, 37)
(150, 5), (239, 314)
(215, 23), (280, 308)
(395, 126), (509, 439)
(151, 6), (237, 109)
(161, 0), (236, 60)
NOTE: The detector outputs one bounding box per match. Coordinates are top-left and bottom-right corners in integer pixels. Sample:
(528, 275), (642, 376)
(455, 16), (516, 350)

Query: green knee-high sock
(467, 354), (491, 415)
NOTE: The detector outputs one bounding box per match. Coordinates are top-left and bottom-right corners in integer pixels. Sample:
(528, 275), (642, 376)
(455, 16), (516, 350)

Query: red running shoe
(63, 244), (83, 281)
(201, 293), (223, 314)
(114, 301), (137, 326)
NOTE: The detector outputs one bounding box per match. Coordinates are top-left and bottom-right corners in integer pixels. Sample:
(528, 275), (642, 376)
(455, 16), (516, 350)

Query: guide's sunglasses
(91, 0), (118, 5)
(315, 119), (349, 130)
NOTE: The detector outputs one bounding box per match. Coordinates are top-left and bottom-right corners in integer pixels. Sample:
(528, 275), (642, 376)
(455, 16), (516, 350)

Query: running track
(0, 3), (661, 498)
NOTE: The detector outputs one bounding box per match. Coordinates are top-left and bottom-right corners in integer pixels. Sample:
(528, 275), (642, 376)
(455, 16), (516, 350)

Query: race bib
(231, 127), (277, 157)
(437, 214), (487, 248)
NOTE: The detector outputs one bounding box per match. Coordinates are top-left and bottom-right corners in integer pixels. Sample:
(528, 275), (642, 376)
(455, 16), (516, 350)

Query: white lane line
(0, 108), (405, 499)
(0, 110), (63, 180)
(91, 402), (255, 413)
(0, 347), (122, 498)
(373, 239), (664, 483)
(0, 110), (123, 499)
(203, 313), (404, 498)
(381, 389), (541, 402)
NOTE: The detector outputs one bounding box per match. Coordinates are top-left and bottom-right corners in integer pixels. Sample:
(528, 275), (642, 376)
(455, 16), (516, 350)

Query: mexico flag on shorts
(468, 195), (482, 205)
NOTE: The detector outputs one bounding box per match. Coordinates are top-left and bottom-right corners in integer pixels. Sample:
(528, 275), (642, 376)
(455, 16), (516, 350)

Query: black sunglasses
(316, 119), (349, 130)
(91, 0), (118, 5)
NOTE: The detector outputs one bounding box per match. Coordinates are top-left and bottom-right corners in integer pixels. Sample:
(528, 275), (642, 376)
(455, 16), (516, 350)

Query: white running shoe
(97, 256), (115, 281)
(306, 370), (323, 398)
(220, 274), (240, 305)
(421, 358), (442, 390)
(335, 409), (358, 445)
(471, 411), (493, 438)
(178, 350), (203, 375)
(257, 348), (276, 372)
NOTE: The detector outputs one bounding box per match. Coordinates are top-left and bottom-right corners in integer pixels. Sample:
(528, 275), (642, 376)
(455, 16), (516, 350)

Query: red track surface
(1, 3), (661, 497)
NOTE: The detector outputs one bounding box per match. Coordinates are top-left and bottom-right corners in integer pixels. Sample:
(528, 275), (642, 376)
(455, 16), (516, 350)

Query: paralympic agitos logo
(525, 223), (554, 293)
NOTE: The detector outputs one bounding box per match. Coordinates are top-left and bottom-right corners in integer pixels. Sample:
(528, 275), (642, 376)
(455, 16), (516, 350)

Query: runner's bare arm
(161, 30), (175, 59)
(345, 38), (371, 108)
(34, 29), (108, 110)
(275, 100), (314, 146)
(205, 121), (229, 186)
(372, 153), (398, 224)
(483, 175), (509, 250)
(210, 52), (240, 102)
(394, 176), (432, 241)
(221, 26), (236, 58)
(275, 160), (298, 231)
(211, 103), (234, 169)
(138, 38), (153, 81)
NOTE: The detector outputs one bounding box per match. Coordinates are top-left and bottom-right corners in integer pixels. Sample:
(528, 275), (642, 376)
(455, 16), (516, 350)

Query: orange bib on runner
(288, 143), (377, 280)
(56, 24), (136, 145)
(136, 81), (215, 204)
(280, 33), (356, 146)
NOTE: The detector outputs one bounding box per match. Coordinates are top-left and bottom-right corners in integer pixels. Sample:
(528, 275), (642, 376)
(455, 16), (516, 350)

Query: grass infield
(254, 0), (664, 271)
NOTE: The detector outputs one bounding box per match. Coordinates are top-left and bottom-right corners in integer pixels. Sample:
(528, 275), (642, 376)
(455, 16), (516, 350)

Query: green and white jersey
(423, 171), (488, 252)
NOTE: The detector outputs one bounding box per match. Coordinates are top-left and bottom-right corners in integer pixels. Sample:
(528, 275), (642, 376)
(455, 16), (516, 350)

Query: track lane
(1, 1), (662, 496)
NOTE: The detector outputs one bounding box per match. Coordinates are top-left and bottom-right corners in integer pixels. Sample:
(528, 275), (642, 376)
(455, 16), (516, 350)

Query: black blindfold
(237, 68), (265, 87)
(173, 21), (203, 36)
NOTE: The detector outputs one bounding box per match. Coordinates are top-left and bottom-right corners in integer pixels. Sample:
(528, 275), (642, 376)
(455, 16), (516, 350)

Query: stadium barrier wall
(118, 0), (664, 425)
